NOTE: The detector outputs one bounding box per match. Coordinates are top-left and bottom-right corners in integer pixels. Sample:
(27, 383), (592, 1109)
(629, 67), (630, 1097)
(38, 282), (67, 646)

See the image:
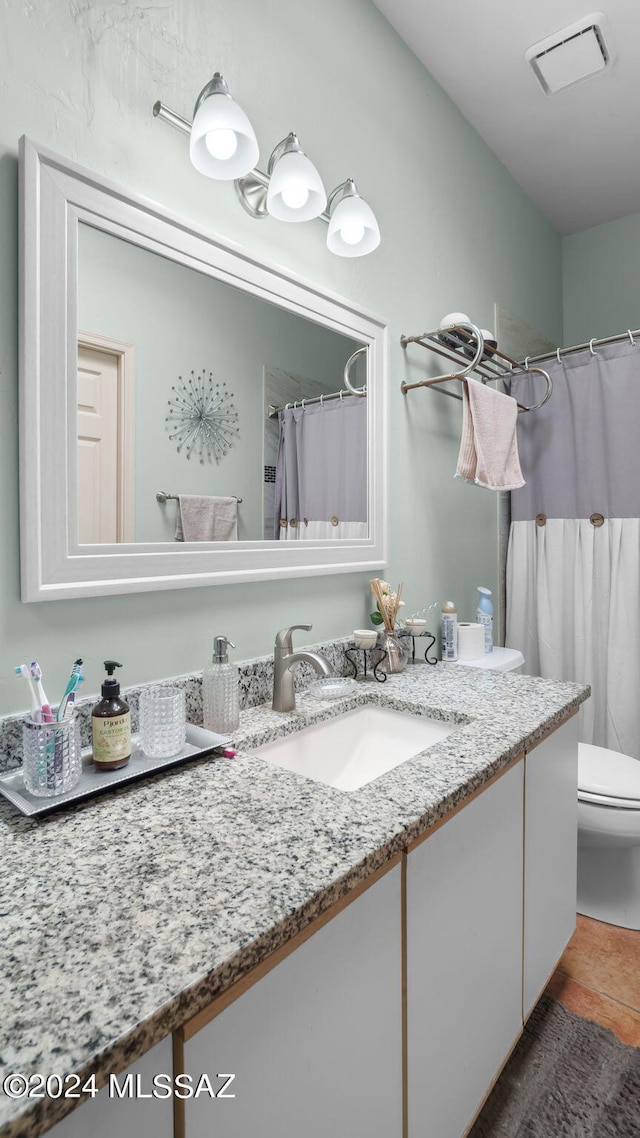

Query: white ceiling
(372, 0), (640, 235)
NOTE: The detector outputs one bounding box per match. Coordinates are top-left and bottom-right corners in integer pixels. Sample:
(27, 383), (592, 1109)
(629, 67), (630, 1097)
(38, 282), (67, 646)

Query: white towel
(456, 378), (525, 491)
(175, 495), (238, 541)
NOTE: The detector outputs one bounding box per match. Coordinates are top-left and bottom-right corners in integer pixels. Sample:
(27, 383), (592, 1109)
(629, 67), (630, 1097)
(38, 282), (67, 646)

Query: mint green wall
(0, 0), (562, 714)
(563, 212), (640, 344)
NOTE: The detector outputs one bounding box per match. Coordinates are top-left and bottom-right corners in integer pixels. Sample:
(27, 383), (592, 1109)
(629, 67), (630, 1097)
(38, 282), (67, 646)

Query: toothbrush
(62, 675), (84, 718)
(29, 662), (55, 723)
(58, 670), (83, 721)
(56, 659), (84, 721)
(14, 664), (42, 722)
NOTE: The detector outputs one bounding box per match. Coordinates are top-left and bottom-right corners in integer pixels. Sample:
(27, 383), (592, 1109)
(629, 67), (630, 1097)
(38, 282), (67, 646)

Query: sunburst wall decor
(166, 370), (240, 464)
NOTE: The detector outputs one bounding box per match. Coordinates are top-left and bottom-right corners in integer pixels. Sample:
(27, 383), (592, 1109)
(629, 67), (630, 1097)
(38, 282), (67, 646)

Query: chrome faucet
(272, 624), (333, 713)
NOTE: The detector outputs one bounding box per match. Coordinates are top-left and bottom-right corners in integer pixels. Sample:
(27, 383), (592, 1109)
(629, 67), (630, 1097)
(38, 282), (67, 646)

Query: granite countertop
(0, 663), (589, 1138)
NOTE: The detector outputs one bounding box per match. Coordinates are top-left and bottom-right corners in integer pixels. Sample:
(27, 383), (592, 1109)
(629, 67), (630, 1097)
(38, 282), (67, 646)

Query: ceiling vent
(525, 13), (612, 95)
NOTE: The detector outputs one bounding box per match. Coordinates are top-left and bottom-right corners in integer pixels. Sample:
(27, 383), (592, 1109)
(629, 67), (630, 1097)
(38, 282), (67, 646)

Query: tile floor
(545, 914), (640, 1047)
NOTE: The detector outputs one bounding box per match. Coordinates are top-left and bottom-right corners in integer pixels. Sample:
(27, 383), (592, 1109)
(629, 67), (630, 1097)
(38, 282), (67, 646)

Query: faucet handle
(275, 624), (312, 651)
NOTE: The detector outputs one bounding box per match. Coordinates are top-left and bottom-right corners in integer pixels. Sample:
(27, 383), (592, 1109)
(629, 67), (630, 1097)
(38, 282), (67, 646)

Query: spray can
(441, 601), (458, 662)
(476, 587), (494, 653)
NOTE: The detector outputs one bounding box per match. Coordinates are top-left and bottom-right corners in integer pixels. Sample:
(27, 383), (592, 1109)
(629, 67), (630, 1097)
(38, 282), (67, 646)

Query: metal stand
(408, 631), (438, 665)
(345, 645), (387, 683)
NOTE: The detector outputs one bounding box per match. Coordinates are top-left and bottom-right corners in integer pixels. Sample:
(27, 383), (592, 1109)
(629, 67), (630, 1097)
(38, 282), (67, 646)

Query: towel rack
(399, 322), (552, 413)
(156, 491), (243, 503)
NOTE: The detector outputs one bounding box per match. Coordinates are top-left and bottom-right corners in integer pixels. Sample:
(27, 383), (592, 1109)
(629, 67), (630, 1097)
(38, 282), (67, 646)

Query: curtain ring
(339, 390), (344, 401)
(301, 398), (306, 409)
(628, 330), (636, 346)
(524, 357), (530, 371)
(320, 393), (324, 406)
(589, 339), (597, 355)
(556, 348), (562, 364)
(293, 400), (298, 409)
(285, 402), (291, 410)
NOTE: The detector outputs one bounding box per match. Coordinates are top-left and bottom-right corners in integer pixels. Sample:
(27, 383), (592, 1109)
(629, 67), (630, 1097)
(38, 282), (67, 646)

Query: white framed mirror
(19, 137), (387, 601)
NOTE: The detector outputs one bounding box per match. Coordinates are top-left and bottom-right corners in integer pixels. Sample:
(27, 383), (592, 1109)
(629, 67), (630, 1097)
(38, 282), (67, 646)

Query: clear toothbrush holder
(139, 686), (186, 758)
(22, 714), (82, 797)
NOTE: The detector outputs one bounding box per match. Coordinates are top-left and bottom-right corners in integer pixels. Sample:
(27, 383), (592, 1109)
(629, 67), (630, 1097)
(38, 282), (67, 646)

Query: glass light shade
(327, 193), (380, 258)
(266, 151), (327, 222)
(190, 94), (259, 180)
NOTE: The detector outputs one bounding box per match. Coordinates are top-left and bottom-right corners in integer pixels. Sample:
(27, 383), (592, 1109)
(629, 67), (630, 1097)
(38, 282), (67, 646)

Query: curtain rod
(516, 327), (640, 368)
(268, 388), (366, 418)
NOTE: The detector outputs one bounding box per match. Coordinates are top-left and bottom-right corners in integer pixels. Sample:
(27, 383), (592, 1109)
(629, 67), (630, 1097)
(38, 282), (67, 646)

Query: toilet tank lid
(578, 743), (640, 799)
(455, 647), (524, 671)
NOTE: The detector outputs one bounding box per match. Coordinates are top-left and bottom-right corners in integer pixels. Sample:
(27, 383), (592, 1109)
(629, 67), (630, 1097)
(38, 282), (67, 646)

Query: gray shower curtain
(506, 340), (640, 758)
(274, 397), (367, 539)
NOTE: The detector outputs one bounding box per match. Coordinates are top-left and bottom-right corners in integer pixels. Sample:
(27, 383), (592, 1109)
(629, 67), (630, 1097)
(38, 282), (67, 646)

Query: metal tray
(0, 723), (231, 817)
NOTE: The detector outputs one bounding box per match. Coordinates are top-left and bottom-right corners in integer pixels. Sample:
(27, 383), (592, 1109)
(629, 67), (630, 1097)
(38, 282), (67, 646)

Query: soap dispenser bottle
(441, 601), (458, 662)
(92, 660), (131, 770)
(203, 636), (240, 735)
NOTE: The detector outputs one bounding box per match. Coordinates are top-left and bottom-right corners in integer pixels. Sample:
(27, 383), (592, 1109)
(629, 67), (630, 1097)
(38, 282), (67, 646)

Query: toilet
(454, 646), (524, 673)
(457, 647), (640, 930)
(576, 744), (640, 930)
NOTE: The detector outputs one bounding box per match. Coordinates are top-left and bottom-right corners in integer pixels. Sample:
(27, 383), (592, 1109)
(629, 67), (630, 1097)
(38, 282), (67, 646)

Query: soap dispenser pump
(203, 636), (240, 735)
(91, 660), (131, 770)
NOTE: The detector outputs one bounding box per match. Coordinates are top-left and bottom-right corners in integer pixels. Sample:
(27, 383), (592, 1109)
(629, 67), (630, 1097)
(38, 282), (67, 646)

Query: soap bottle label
(93, 712), (131, 765)
(441, 614), (458, 661)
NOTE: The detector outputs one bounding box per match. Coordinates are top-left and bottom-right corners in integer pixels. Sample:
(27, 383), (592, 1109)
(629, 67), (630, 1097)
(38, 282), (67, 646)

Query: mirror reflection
(77, 224), (367, 544)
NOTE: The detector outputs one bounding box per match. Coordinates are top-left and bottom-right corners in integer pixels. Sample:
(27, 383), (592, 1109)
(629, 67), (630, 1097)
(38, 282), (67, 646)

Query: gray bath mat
(469, 996), (640, 1137)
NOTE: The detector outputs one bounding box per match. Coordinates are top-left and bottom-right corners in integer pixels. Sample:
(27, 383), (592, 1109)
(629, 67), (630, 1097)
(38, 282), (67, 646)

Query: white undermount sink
(253, 705), (457, 791)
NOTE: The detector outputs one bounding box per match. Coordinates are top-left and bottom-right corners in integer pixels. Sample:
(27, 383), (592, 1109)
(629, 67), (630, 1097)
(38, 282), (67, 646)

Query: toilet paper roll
(457, 622), (486, 660)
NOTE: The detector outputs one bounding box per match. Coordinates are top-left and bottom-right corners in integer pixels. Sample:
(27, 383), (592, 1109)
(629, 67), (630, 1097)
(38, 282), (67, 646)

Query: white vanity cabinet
(406, 759), (525, 1138)
(523, 714), (579, 1016)
(40, 716), (580, 1138)
(178, 861), (403, 1138)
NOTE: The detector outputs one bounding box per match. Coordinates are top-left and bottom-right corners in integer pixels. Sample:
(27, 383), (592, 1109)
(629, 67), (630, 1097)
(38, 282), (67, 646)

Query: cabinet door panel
(46, 1037), (173, 1138)
(184, 864), (402, 1138)
(407, 762), (524, 1138)
(524, 716), (578, 1016)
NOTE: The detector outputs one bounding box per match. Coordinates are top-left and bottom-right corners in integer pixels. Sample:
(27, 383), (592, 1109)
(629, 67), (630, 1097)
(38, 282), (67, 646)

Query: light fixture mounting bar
(152, 101), (191, 134)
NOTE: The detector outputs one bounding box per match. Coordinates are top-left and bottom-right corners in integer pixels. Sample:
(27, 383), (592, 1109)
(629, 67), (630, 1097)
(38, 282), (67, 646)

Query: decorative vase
(376, 630), (408, 674)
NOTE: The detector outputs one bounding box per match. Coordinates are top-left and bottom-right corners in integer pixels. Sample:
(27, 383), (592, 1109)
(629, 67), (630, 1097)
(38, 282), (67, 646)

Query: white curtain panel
(505, 342), (640, 759)
(508, 518), (640, 758)
(280, 520), (368, 542)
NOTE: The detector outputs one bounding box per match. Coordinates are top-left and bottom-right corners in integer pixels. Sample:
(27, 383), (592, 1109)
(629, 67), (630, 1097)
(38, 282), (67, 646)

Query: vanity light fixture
(165, 73), (259, 181)
(189, 73), (259, 179)
(326, 180), (380, 258)
(153, 77), (380, 256)
(265, 133), (326, 222)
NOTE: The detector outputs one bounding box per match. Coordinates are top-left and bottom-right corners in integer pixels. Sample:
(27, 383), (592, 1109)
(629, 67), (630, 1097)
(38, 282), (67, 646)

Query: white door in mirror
(77, 335), (136, 545)
(77, 345), (131, 543)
